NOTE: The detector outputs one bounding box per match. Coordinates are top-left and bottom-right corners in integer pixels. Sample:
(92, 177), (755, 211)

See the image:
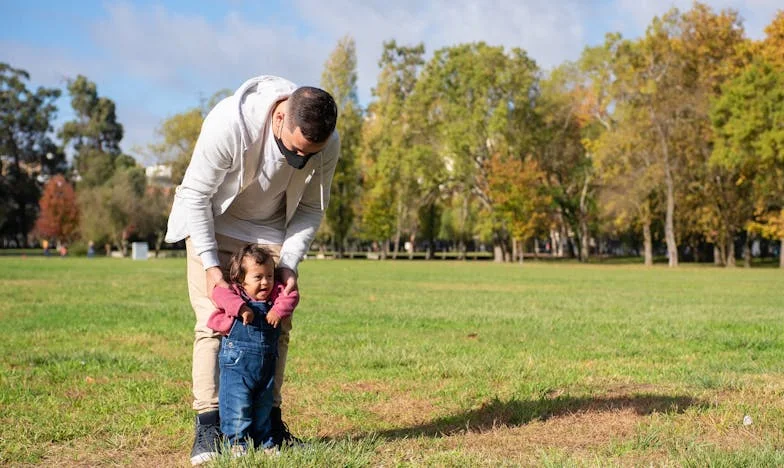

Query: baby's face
(241, 257), (274, 301)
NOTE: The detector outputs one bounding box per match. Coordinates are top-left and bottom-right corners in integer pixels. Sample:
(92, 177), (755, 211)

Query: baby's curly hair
(228, 244), (275, 284)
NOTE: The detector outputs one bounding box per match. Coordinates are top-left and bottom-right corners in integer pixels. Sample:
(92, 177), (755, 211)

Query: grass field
(1, 257), (783, 466)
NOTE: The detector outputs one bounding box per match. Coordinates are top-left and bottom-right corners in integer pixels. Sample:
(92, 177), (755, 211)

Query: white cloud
(292, 0), (589, 102)
(90, 2), (332, 93)
(4, 0), (780, 158)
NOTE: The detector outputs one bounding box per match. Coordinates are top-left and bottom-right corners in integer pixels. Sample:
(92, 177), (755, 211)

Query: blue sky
(1, 0), (780, 164)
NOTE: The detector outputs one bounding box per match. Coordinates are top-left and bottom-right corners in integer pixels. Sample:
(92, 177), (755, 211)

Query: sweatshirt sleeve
(211, 285), (247, 318)
(175, 99), (243, 269)
(278, 133), (340, 273)
(270, 283), (299, 319)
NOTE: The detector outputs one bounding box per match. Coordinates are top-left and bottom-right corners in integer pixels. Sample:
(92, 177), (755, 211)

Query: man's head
(287, 86), (337, 143)
(273, 87), (337, 168)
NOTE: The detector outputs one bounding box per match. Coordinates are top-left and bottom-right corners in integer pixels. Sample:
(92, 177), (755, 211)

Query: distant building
(145, 164), (174, 188)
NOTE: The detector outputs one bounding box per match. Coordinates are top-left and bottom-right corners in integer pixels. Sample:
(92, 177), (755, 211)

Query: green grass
(1, 257), (783, 466)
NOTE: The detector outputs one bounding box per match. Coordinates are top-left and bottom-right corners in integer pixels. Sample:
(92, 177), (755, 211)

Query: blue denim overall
(218, 300), (279, 449)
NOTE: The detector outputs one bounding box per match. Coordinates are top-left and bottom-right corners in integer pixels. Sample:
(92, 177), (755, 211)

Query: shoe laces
(197, 422), (221, 446)
(277, 420), (302, 443)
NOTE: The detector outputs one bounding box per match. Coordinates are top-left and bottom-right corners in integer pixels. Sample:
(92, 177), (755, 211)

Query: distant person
(207, 244), (298, 455)
(42, 239), (50, 257)
(58, 242), (67, 257)
(87, 240), (95, 258)
(104, 243), (111, 257)
(164, 75), (339, 465)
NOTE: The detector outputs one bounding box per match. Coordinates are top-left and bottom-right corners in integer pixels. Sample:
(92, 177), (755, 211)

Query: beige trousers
(186, 234), (292, 413)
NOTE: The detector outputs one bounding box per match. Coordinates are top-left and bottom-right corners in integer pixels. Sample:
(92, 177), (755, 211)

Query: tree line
(1, 3), (782, 267)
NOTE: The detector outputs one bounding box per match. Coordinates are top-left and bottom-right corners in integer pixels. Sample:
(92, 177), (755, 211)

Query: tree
(538, 51), (610, 262)
(0, 63), (62, 246)
(711, 60), (784, 268)
(135, 185), (173, 257)
(484, 154), (551, 263)
(359, 40), (427, 258)
(59, 75), (125, 188)
(593, 101), (661, 266)
(78, 166), (148, 256)
(408, 42), (540, 262)
(34, 175), (79, 243)
(320, 35), (362, 257)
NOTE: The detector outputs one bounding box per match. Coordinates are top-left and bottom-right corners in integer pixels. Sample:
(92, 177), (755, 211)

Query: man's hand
(206, 266), (230, 305)
(278, 267), (298, 295)
(266, 310), (282, 328)
(239, 305), (254, 325)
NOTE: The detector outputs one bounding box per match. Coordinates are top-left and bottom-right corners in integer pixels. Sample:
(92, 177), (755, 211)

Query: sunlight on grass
(1, 257), (783, 465)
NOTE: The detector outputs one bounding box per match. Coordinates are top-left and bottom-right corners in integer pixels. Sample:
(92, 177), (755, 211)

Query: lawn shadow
(366, 393), (706, 440)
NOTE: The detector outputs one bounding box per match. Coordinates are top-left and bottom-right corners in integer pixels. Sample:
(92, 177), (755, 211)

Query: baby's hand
(266, 310), (281, 328)
(240, 305), (254, 325)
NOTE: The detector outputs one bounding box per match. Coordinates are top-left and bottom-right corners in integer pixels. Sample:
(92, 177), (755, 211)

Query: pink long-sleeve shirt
(206, 283), (299, 335)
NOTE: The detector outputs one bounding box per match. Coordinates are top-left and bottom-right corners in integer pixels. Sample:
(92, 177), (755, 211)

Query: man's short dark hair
(287, 86), (338, 144)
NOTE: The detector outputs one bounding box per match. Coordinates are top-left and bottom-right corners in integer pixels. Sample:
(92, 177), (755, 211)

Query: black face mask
(274, 134), (315, 170)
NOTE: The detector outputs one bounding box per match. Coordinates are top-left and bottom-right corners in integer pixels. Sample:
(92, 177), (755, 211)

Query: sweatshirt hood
(234, 75), (297, 152)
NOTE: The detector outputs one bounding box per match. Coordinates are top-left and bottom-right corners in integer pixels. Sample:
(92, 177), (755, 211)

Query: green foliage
(408, 42), (540, 259)
(60, 75), (130, 189)
(77, 167), (148, 253)
(321, 36), (362, 255)
(59, 75), (123, 155)
(711, 61), (784, 169)
(0, 63), (62, 244)
(359, 41), (427, 250)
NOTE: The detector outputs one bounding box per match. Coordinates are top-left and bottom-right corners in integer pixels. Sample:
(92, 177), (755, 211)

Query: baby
(207, 244), (298, 453)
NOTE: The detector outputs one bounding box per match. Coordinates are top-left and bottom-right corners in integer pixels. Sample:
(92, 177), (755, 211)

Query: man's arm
(176, 98), (243, 272)
(278, 133), (341, 284)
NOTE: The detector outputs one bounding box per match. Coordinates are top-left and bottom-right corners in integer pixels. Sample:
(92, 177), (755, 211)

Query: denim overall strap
(225, 300), (279, 353)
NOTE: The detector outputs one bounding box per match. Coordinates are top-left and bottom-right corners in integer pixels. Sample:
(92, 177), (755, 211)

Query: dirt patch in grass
(38, 433), (189, 468)
(362, 386), (704, 465)
(339, 379), (391, 394)
(369, 395), (437, 427)
(370, 405), (669, 466)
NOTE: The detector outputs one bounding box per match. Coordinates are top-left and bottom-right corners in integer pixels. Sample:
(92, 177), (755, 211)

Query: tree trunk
(493, 242), (504, 262)
(691, 241), (702, 263)
(657, 122), (678, 267)
(743, 231), (752, 268)
(518, 239), (525, 264)
(714, 244), (723, 266)
(580, 218), (590, 263)
(512, 238), (518, 263)
(559, 217), (568, 258)
(663, 169), (678, 267)
(780, 238), (784, 268)
(408, 233), (415, 260)
(725, 232), (736, 267)
(155, 232), (164, 258)
(643, 219), (653, 266)
(579, 172), (591, 263)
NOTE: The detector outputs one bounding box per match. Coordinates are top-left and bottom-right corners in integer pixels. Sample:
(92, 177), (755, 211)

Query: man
(164, 75), (339, 465)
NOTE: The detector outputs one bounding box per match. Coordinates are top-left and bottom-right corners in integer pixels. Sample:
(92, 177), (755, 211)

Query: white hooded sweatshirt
(164, 76), (340, 273)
